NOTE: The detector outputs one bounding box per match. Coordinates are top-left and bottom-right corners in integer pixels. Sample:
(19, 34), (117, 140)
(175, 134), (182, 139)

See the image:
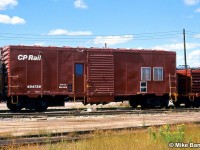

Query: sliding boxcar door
(87, 52), (114, 102)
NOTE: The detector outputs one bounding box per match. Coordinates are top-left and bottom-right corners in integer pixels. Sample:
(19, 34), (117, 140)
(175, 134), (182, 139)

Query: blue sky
(0, 0), (200, 66)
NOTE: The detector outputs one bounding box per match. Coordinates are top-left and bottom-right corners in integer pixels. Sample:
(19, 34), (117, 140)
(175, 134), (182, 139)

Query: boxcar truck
(0, 45), (176, 111)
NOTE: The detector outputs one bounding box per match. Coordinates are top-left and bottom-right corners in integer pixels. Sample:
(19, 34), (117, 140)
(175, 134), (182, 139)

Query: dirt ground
(0, 102), (200, 137)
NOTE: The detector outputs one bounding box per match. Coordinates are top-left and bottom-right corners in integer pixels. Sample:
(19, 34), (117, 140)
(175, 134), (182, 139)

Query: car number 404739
(27, 85), (41, 88)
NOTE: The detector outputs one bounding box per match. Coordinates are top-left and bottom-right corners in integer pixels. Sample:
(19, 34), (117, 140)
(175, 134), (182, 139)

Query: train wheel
(185, 99), (192, 108)
(7, 99), (22, 112)
(145, 98), (155, 109)
(194, 99), (200, 108)
(174, 101), (180, 107)
(140, 100), (147, 109)
(129, 100), (138, 108)
(35, 99), (48, 112)
(160, 99), (169, 108)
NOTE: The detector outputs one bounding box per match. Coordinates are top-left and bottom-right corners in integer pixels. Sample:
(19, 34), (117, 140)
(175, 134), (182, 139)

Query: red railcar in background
(175, 68), (200, 107)
(2, 45), (198, 111)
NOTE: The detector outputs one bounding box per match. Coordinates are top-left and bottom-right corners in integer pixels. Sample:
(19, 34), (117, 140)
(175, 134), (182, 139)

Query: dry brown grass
(2, 123), (200, 150)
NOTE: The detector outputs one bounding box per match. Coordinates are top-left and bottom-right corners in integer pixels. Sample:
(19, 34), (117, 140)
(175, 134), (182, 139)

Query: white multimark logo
(18, 55), (41, 61)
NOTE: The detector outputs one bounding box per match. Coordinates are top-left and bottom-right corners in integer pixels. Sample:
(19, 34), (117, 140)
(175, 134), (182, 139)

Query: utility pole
(183, 29), (188, 94)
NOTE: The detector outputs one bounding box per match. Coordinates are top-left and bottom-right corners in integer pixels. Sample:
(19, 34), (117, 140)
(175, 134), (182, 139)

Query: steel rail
(0, 107), (200, 118)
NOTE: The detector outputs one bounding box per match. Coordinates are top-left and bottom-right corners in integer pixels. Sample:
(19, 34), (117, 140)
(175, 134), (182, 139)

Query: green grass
(148, 124), (185, 143)
(3, 123), (200, 150)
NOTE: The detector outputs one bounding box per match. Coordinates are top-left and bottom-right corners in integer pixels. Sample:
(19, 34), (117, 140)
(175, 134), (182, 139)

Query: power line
(0, 30), (183, 42)
(0, 30), (181, 37)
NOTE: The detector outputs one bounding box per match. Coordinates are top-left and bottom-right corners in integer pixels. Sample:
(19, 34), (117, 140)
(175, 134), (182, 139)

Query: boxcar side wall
(1, 45), (177, 110)
(7, 47), (176, 99)
(7, 46), (89, 98)
(114, 51), (176, 96)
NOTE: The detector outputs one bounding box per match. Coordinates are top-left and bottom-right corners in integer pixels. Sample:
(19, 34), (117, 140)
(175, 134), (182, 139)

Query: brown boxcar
(0, 45), (176, 111)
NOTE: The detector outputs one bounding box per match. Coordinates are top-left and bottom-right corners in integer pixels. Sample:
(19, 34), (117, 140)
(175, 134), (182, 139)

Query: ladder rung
(169, 74), (176, 91)
(170, 75), (176, 77)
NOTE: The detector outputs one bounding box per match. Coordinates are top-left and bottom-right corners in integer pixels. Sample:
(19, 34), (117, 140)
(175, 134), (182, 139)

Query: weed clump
(148, 124), (185, 143)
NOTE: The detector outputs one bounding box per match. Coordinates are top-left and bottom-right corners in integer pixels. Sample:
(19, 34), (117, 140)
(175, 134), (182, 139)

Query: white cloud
(194, 34), (200, 38)
(93, 35), (134, 46)
(153, 42), (200, 67)
(0, 0), (18, 10)
(176, 54), (184, 66)
(0, 14), (25, 24)
(153, 43), (183, 51)
(48, 29), (92, 35)
(188, 50), (200, 58)
(195, 8), (200, 12)
(184, 0), (200, 5)
(182, 15), (194, 19)
(152, 43), (200, 51)
(33, 42), (46, 46)
(74, 0), (88, 9)
(177, 50), (200, 67)
(187, 50), (200, 67)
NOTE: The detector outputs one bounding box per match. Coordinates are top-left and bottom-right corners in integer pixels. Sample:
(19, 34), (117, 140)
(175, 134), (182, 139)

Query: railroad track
(0, 108), (200, 147)
(0, 130), (92, 148)
(0, 119), (200, 148)
(0, 107), (200, 118)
